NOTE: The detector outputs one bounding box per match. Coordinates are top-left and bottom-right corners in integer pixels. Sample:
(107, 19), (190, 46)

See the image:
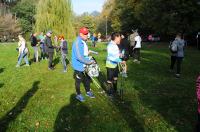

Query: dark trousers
(74, 70), (91, 95)
(40, 48), (47, 60)
(133, 48), (140, 61)
(170, 56), (183, 74)
(48, 52), (54, 68)
(129, 46), (134, 57)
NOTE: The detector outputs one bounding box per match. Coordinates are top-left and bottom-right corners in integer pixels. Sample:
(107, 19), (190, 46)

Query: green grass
(0, 42), (199, 132)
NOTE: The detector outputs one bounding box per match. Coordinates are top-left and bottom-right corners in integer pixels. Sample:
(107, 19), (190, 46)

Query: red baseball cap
(79, 27), (89, 35)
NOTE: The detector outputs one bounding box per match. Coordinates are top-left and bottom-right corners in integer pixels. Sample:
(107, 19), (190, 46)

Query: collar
(110, 40), (117, 45)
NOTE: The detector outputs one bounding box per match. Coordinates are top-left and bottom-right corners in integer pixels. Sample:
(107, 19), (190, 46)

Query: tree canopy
(99, 0), (200, 35)
(35, 0), (75, 40)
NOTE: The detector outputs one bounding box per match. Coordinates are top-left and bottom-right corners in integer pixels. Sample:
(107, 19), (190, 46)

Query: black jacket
(45, 36), (54, 53)
(31, 36), (38, 47)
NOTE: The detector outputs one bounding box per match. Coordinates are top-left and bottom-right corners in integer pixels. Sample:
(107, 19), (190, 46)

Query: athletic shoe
(86, 91), (95, 98)
(48, 67), (54, 70)
(63, 69), (67, 73)
(122, 72), (128, 78)
(16, 65), (20, 67)
(175, 74), (181, 78)
(133, 59), (138, 62)
(25, 64), (30, 67)
(76, 94), (85, 102)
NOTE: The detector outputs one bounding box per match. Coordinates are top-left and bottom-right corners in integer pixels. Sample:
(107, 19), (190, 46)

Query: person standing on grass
(58, 35), (68, 72)
(133, 32), (142, 63)
(45, 30), (55, 70)
(91, 33), (98, 47)
(129, 30), (137, 57)
(39, 32), (46, 60)
(16, 35), (29, 67)
(106, 32), (124, 96)
(72, 27), (95, 102)
(118, 34), (130, 77)
(169, 33), (185, 78)
(30, 33), (39, 62)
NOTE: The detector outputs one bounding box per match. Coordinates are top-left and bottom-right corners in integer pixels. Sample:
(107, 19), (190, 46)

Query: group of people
(15, 27), (143, 102)
(16, 31), (68, 72)
(71, 27), (143, 101)
(16, 27), (187, 103)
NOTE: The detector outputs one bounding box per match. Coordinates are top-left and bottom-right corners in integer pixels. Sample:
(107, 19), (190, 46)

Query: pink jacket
(196, 75), (200, 113)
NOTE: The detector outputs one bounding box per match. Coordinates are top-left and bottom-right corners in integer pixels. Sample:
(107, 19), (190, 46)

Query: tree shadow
(54, 94), (91, 132)
(0, 83), (4, 88)
(97, 72), (145, 132)
(128, 51), (196, 131)
(0, 81), (40, 131)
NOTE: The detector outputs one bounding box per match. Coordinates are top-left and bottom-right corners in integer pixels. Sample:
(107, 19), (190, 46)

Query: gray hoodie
(173, 38), (185, 57)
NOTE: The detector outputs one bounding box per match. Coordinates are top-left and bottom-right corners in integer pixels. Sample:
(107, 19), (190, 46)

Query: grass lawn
(0, 41), (199, 132)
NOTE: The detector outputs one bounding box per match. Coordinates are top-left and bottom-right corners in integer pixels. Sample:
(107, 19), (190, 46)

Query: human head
(176, 33), (181, 39)
(46, 30), (52, 37)
(79, 27), (89, 41)
(58, 35), (64, 41)
(111, 32), (121, 45)
(18, 34), (25, 42)
(33, 33), (37, 37)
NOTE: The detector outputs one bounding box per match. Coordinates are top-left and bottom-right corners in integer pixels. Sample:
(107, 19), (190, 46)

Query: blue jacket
(72, 36), (92, 72)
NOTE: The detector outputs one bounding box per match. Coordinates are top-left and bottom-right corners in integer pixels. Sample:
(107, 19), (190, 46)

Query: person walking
(71, 27), (95, 102)
(133, 32), (142, 63)
(169, 33), (185, 78)
(16, 35), (29, 67)
(30, 33), (39, 62)
(58, 35), (68, 72)
(45, 30), (55, 70)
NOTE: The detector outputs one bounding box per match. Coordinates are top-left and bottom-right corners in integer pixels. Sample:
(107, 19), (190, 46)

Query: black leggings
(170, 56), (183, 74)
(74, 70), (91, 95)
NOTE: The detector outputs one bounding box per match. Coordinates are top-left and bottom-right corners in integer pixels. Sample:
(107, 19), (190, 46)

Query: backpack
(30, 36), (37, 47)
(169, 41), (178, 53)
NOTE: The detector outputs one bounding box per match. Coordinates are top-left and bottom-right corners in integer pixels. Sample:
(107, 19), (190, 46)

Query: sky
(72, 0), (106, 15)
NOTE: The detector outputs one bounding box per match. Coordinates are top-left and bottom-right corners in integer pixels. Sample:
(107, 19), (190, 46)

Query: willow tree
(35, 0), (75, 40)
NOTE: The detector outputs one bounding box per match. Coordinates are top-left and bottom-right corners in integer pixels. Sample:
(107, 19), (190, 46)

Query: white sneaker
(16, 65), (20, 67)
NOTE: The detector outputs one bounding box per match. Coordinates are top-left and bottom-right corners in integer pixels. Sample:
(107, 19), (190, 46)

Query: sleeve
(75, 41), (91, 64)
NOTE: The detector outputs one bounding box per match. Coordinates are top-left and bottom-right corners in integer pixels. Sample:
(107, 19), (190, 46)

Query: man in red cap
(71, 27), (95, 102)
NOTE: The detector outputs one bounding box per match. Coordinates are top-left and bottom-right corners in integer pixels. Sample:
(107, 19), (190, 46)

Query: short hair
(176, 33), (182, 38)
(111, 32), (121, 41)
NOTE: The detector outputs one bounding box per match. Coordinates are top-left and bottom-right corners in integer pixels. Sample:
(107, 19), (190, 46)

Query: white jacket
(134, 35), (142, 48)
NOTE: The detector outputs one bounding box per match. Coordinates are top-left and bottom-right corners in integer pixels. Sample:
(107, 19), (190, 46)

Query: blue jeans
(17, 52), (29, 65)
(61, 54), (67, 70)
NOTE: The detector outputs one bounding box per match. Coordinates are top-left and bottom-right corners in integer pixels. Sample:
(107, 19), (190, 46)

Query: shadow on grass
(97, 72), (145, 132)
(127, 51), (196, 131)
(54, 94), (91, 131)
(0, 68), (5, 74)
(0, 81), (40, 131)
(0, 83), (4, 88)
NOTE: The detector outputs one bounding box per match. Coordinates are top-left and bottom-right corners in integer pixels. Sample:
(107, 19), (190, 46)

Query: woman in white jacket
(133, 32), (142, 63)
(16, 35), (29, 67)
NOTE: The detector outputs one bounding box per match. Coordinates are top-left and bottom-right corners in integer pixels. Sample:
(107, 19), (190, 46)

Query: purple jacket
(196, 75), (200, 113)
